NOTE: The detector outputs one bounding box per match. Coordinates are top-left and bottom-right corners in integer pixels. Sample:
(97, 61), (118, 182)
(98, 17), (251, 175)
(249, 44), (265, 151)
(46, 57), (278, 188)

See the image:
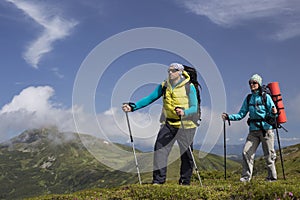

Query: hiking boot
(152, 181), (163, 185)
(265, 178), (277, 182)
(179, 182), (190, 186)
(179, 179), (190, 186)
(240, 177), (250, 182)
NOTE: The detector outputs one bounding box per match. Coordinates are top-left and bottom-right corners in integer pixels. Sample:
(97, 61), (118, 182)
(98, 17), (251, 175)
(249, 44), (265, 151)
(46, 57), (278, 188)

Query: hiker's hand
(222, 113), (229, 120)
(122, 104), (132, 112)
(175, 107), (184, 116)
(272, 106), (277, 114)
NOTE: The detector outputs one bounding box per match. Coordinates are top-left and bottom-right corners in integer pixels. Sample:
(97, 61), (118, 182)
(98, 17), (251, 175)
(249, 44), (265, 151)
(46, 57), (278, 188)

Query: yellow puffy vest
(162, 71), (197, 129)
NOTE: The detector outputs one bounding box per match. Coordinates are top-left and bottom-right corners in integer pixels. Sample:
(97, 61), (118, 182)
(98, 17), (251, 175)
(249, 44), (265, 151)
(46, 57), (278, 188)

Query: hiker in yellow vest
(122, 63), (198, 185)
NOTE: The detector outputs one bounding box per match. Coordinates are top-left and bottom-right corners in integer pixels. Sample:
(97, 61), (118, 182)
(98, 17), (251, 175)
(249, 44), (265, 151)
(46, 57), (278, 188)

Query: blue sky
(1, 0), (300, 151)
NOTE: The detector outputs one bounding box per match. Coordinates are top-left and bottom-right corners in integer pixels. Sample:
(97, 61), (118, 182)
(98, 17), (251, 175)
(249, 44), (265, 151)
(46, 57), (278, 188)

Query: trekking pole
(124, 110), (142, 185)
(178, 112), (203, 187)
(223, 120), (227, 180)
(274, 112), (286, 180)
(223, 114), (230, 180)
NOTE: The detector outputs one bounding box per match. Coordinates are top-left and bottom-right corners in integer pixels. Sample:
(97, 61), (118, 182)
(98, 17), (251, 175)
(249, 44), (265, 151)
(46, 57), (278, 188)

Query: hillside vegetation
(26, 143), (300, 200)
(0, 128), (137, 199)
(27, 175), (300, 200)
(0, 128), (240, 199)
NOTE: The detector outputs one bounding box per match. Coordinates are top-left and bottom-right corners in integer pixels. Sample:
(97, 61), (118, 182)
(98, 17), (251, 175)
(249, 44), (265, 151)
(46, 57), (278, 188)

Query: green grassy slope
(0, 128), (137, 200)
(27, 176), (300, 200)
(0, 128), (240, 200)
(26, 142), (300, 200)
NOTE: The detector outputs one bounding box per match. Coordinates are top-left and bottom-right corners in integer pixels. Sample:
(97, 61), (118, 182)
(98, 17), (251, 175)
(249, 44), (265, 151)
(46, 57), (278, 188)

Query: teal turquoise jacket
(228, 91), (277, 131)
(131, 79), (197, 117)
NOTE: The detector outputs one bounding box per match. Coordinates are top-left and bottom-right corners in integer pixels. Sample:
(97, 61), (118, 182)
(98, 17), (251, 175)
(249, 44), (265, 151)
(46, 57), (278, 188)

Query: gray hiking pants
(241, 129), (277, 180)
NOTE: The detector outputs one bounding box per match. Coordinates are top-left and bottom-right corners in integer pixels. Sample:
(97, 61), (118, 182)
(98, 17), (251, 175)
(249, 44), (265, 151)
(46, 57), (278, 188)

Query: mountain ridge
(2, 128), (297, 199)
(0, 128), (138, 200)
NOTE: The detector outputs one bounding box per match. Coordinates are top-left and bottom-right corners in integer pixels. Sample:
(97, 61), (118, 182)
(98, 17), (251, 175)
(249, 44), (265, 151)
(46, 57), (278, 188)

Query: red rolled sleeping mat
(267, 82), (287, 124)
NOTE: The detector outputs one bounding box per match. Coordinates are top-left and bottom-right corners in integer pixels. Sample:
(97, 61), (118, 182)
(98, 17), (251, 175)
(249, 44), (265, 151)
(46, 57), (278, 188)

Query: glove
(122, 102), (136, 112)
(222, 113), (229, 120)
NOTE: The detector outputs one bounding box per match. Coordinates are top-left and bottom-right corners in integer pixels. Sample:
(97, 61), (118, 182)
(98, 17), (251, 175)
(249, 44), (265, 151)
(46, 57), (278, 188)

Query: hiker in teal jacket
(222, 74), (278, 182)
(123, 63), (198, 185)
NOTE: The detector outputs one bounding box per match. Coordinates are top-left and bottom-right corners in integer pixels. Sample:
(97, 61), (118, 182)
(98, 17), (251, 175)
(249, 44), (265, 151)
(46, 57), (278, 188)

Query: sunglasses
(249, 81), (258, 85)
(168, 69), (179, 73)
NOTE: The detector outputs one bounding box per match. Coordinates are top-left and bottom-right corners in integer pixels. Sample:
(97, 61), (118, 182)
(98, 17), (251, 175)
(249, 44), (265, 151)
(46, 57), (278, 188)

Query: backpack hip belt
(247, 118), (273, 137)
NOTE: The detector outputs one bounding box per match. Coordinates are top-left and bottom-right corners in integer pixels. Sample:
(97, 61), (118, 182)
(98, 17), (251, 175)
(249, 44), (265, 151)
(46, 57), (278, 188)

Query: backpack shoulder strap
(262, 92), (267, 106)
(246, 94), (252, 106)
(162, 80), (167, 99)
(261, 92), (272, 111)
(185, 81), (191, 97)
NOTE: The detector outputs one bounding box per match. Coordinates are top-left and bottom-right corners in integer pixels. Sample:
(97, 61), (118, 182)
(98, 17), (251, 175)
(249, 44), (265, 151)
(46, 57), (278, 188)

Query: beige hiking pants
(241, 129), (277, 180)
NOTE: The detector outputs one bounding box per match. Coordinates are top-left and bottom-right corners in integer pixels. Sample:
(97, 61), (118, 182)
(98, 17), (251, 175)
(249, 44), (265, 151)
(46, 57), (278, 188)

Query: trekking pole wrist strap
(125, 102), (136, 111)
(224, 113), (231, 126)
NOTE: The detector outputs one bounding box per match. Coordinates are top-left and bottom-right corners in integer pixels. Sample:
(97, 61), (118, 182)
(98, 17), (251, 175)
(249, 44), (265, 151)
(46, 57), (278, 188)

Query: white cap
(170, 63), (184, 71)
(250, 74), (262, 86)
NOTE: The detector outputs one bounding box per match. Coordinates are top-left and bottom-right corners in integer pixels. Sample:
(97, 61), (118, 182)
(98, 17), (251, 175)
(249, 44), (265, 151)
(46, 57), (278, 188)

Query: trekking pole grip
(223, 113), (231, 126)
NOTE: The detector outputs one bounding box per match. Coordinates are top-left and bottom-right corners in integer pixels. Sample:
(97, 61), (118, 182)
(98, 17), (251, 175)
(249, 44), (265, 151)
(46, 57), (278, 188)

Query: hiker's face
(249, 81), (259, 91)
(168, 66), (180, 80)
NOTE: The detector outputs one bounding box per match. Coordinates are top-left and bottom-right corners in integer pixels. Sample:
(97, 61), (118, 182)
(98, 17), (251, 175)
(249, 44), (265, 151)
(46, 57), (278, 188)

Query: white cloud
(5, 0), (78, 68)
(51, 67), (64, 79)
(0, 86), (160, 148)
(198, 106), (248, 147)
(1, 86), (297, 149)
(0, 85), (219, 150)
(0, 86), (76, 141)
(1, 86), (54, 114)
(272, 21), (300, 41)
(96, 107), (161, 148)
(181, 0), (300, 40)
(280, 137), (300, 142)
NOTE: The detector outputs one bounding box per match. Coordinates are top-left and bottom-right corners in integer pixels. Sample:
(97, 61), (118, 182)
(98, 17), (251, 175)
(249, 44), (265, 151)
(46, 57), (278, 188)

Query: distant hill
(0, 128), (240, 199)
(195, 140), (294, 162)
(194, 144), (247, 161)
(0, 128), (137, 200)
